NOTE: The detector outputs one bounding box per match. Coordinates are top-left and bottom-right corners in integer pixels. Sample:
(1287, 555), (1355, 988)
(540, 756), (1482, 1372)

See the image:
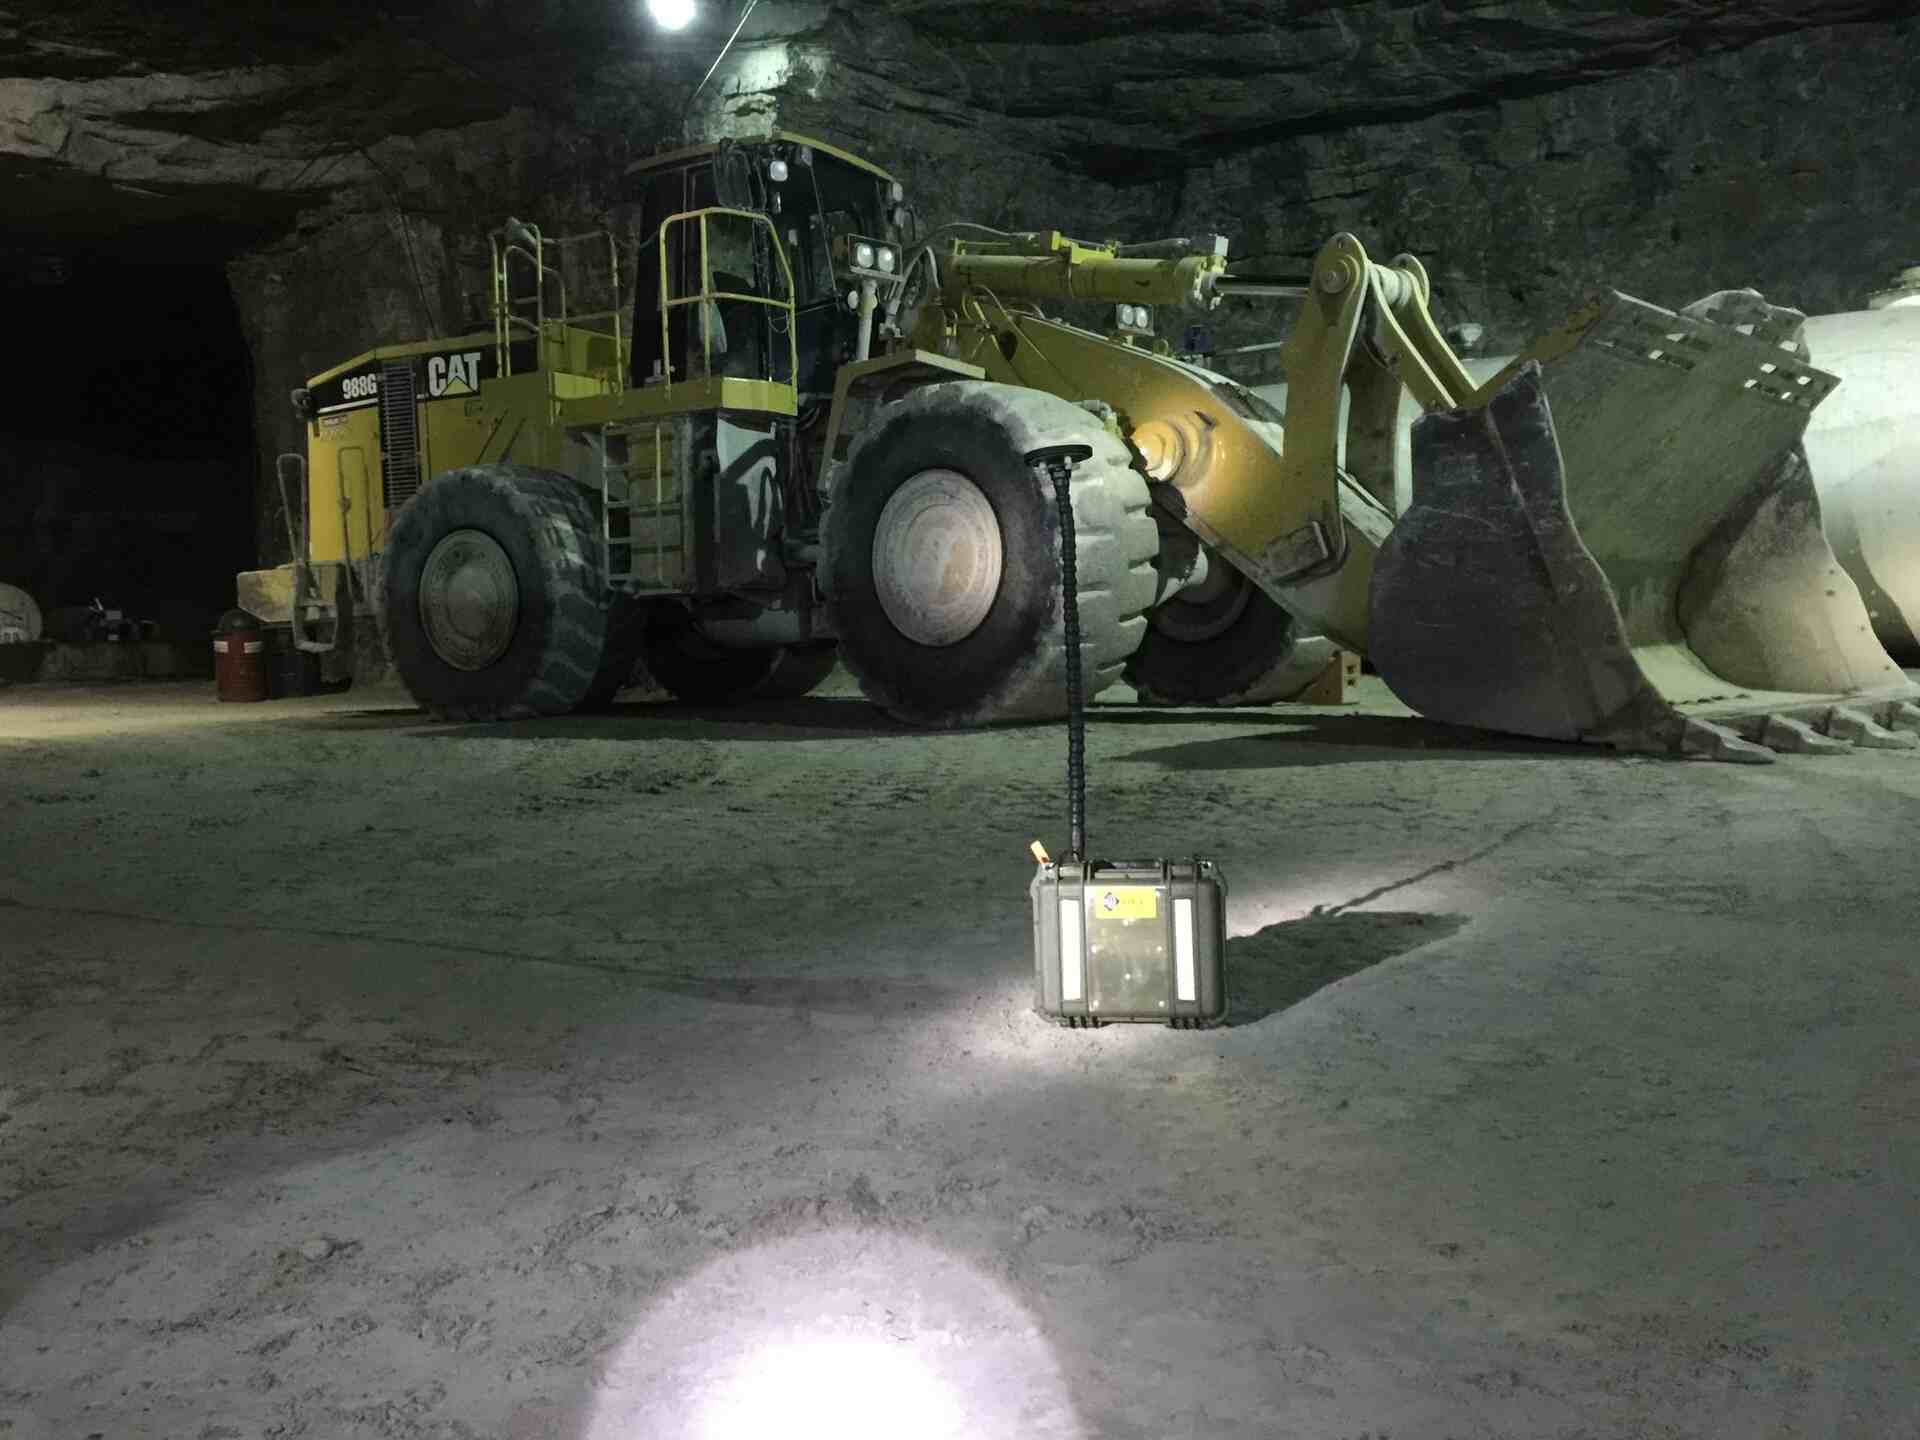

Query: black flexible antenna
(685, 0), (762, 128)
(1026, 443), (1095, 862)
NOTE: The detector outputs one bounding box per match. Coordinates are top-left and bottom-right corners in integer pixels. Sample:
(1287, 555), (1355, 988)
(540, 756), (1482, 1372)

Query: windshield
(783, 152), (890, 306)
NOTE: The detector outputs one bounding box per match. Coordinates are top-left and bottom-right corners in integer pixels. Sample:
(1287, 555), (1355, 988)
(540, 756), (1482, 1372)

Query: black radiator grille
(379, 360), (421, 508)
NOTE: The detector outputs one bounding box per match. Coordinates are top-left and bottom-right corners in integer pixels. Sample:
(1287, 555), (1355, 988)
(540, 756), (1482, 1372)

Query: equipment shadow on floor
(1116, 710), (1603, 767)
(1228, 910), (1469, 1024)
(305, 693), (1249, 743)
(292, 695), (936, 742)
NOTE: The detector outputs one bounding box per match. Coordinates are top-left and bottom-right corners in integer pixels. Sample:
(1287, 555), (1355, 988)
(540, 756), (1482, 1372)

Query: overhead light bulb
(647, 0), (696, 30)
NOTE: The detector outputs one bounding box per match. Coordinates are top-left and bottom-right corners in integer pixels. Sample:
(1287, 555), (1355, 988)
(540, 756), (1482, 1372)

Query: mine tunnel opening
(0, 254), (256, 650)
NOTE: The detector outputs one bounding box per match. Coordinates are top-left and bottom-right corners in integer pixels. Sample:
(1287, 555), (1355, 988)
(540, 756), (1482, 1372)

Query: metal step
(601, 419), (687, 591)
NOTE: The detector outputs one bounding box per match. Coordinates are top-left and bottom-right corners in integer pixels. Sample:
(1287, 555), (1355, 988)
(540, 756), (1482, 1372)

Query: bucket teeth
(1672, 717), (1774, 764)
(1877, 700), (1920, 737)
(1740, 713), (1854, 755)
(1825, 706), (1919, 750)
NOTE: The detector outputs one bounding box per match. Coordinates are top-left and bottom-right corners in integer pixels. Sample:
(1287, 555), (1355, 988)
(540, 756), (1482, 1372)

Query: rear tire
(380, 464), (609, 721)
(823, 382), (1160, 726)
(1127, 556), (1337, 706)
(579, 597), (650, 709)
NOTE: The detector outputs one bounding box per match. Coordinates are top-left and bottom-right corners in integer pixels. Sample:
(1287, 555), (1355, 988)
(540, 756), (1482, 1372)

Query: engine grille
(379, 359), (422, 508)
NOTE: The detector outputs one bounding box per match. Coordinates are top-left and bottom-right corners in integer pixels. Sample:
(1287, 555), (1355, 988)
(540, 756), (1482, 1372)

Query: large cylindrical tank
(0, 582), (42, 644)
(1801, 269), (1920, 660)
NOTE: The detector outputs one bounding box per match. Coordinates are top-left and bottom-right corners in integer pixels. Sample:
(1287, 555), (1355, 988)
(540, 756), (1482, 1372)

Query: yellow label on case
(1095, 887), (1159, 920)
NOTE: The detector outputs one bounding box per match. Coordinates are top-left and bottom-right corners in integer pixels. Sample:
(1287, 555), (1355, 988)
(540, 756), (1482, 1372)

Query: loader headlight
(768, 158), (789, 183)
(842, 236), (900, 280)
(1116, 303), (1153, 333)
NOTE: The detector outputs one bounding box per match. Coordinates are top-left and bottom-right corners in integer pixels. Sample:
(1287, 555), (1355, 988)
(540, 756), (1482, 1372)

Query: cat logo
(427, 350), (484, 398)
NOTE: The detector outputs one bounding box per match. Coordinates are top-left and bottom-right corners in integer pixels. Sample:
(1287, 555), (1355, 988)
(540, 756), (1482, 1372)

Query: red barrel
(214, 610), (269, 702)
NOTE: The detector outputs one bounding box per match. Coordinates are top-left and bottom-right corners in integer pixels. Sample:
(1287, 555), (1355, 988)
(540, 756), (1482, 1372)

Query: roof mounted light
(648, 0), (696, 30)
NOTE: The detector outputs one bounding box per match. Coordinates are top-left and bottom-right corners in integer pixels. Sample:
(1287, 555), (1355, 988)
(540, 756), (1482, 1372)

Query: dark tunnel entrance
(0, 256), (255, 653)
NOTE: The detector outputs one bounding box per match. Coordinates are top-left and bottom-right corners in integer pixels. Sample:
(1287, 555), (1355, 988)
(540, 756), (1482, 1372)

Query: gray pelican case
(1031, 858), (1227, 1027)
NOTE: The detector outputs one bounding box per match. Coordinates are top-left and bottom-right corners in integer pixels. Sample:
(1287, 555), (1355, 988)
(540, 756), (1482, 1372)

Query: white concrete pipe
(1801, 272), (1920, 659)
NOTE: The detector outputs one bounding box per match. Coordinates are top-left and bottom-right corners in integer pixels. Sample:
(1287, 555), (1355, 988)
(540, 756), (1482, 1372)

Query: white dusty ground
(2, 672), (1918, 1439)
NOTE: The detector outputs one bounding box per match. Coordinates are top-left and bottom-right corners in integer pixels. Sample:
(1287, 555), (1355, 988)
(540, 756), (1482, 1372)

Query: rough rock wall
(787, 7), (1920, 364)
(224, 112), (603, 561)
(1184, 15), (1920, 362)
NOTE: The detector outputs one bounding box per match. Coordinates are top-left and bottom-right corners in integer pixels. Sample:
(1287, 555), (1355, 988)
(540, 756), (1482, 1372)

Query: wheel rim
(418, 528), (519, 671)
(1149, 547), (1253, 644)
(870, 468), (1006, 647)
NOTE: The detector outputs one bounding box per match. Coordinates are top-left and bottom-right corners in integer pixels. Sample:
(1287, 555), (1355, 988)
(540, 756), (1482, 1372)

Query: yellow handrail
(656, 206), (798, 394)
(491, 220), (631, 389)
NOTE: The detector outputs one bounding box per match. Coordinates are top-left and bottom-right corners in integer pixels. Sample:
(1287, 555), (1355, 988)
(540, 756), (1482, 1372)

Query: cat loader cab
(626, 131), (908, 403)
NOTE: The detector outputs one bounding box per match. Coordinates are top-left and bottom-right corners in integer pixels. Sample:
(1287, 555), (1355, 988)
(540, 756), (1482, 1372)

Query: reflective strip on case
(1174, 896), (1197, 1003)
(1059, 897), (1084, 1003)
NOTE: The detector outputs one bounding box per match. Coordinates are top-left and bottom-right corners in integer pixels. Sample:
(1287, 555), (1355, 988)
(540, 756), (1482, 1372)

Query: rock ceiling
(4, 1), (1913, 257)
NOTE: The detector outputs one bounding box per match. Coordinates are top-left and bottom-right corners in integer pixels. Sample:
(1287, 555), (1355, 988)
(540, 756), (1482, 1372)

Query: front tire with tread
(824, 382), (1161, 727)
(1127, 565), (1338, 707)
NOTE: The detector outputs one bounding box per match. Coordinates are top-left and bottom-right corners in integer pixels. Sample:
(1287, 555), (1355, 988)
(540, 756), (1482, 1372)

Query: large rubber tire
(823, 383), (1161, 726)
(380, 463), (610, 721)
(1127, 555), (1338, 706)
(641, 605), (839, 705)
(580, 597), (650, 709)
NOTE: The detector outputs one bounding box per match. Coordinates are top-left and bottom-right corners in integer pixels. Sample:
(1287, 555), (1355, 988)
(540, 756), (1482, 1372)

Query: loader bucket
(1369, 293), (1920, 759)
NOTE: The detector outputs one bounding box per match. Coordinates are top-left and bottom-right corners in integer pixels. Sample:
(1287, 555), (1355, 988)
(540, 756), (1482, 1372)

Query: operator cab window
(633, 163), (722, 384)
(768, 151), (890, 393)
(629, 144), (888, 394)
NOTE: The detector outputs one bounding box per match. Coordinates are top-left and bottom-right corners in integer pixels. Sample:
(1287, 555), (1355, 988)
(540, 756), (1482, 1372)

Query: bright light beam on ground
(581, 1231), (1084, 1440)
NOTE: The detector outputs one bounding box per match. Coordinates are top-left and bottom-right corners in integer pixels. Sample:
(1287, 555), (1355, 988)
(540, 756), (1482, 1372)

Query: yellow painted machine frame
(291, 208), (800, 585)
(899, 227), (1485, 648)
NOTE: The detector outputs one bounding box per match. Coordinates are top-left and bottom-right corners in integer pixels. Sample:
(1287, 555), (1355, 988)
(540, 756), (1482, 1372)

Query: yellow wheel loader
(239, 130), (1920, 758)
